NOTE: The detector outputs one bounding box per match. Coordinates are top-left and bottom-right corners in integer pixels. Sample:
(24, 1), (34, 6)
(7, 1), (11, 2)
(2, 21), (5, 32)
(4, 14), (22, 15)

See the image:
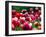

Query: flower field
(12, 6), (41, 31)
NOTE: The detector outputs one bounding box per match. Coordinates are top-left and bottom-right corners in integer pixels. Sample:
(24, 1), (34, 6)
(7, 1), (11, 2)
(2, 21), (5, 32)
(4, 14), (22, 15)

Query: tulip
(20, 17), (25, 24)
(12, 24), (15, 30)
(12, 17), (18, 21)
(12, 20), (20, 27)
(23, 22), (29, 30)
(29, 23), (33, 30)
(15, 12), (20, 18)
(12, 10), (16, 18)
(30, 15), (36, 21)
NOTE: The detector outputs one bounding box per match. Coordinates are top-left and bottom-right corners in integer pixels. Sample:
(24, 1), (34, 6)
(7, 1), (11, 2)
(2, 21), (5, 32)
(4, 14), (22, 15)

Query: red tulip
(15, 21), (20, 27)
(20, 13), (24, 17)
(12, 20), (16, 26)
(35, 13), (40, 19)
(24, 12), (29, 17)
(26, 17), (30, 21)
(12, 10), (16, 18)
(20, 19), (25, 24)
(35, 13), (39, 18)
(23, 21), (29, 30)
(20, 17), (25, 24)
(23, 21), (29, 25)
(12, 20), (20, 27)
(30, 15), (36, 21)
(15, 12), (20, 18)
(12, 24), (15, 30)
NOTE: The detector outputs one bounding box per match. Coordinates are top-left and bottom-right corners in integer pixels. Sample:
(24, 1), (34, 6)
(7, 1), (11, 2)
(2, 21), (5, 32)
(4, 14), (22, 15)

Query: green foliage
(15, 26), (22, 31)
(32, 23), (38, 28)
(12, 6), (35, 12)
(35, 20), (40, 23)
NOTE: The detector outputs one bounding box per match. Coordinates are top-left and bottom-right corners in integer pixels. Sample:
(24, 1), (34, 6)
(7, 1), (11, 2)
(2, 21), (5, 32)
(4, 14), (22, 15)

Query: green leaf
(32, 23), (38, 28)
(35, 20), (40, 23)
(15, 26), (22, 31)
(12, 6), (36, 13)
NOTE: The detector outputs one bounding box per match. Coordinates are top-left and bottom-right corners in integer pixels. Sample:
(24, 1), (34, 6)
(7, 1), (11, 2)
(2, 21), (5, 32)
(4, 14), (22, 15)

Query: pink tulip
(23, 21), (29, 30)
(12, 17), (18, 21)
(12, 24), (15, 30)
(29, 23), (33, 30)
(30, 15), (36, 21)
